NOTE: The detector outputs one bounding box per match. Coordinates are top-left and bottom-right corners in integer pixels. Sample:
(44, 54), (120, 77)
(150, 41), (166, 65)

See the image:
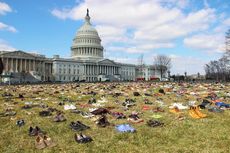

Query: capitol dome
(71, 9), (104, 59)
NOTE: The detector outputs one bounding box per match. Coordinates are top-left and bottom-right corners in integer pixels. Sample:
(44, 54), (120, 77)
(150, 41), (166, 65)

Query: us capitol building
(0, 10), (164, 83)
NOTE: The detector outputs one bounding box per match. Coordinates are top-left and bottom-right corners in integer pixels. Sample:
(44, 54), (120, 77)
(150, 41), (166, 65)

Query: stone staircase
(107, 74), (120, 81)
(9, 72), (41, 83)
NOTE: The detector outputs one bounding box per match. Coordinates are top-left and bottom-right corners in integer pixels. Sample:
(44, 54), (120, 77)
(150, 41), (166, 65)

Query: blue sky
(0, 0), (230, 75)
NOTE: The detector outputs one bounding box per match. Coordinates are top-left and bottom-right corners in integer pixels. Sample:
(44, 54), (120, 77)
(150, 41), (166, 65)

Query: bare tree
(154, 55), (171, 79)
(205, 29), (230, 81)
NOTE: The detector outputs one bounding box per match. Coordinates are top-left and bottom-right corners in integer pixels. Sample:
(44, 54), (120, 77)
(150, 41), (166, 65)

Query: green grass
(0, 82), (230, 153)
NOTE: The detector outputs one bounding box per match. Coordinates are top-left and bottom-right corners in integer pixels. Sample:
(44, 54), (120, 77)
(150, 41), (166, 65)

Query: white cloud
(0, 2), (17, 33)
(223, 17), (230, 26)
(0, 39), (16, 51)
(0, 22), (17, 32)
(0, 2), (12, 15)
(51, 0), (217, 53)
(109, 56), (138, 65)
(157, 0), (190, 9)
(183, 6), (230, 54)
(95, 25), (128, 45)
(184, 33), (225, 54)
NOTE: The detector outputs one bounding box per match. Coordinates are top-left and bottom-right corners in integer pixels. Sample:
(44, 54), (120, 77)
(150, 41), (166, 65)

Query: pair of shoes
(16, 119), (25, 127)
(194, 106), (207, 118)
(74, 133), (93, 143)
(29, 126), (46, 136)
(58, 102), (65, 106)
(96, 115), (110, 127)
(159, 89), (165, 94)
(70, 121), (90, 131)
(88, 98), (96, 104)
(35, 134), (56, 149)
(21, 105), (33, 109)
(70, 109), (82, 114)
(39, 110), (52, 117)
(199, 99), (211, 109)
(0, 111), (16, 117)
(90, 108), (110, 115)
(127, 113), (144, 123)
(145, 101), (153, 105)
(53, 112), (66, 122)
(169, 106), (180, 114)
(147, 120), (164, 127)
(153, 107), (165, 112)
(142, 105), (151, 111)
(111, 112), (126, 119)
(189, 106), (207, 119)
(175, 114), (185, 121)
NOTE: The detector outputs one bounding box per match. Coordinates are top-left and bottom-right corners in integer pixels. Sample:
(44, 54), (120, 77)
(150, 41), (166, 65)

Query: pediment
(98, 59), (117, 65)
(1, 51), (36, 59)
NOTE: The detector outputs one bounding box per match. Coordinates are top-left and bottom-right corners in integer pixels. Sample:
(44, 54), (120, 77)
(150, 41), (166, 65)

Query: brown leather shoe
(43, 135), (56, 148)
(35, 135), (46, 149)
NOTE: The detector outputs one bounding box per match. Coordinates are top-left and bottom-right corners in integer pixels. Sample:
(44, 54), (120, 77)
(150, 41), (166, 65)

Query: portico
(0, 51), (53, 82)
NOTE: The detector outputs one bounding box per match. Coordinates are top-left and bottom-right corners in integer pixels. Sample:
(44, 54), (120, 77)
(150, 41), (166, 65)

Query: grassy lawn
(0, 82), (230, 153)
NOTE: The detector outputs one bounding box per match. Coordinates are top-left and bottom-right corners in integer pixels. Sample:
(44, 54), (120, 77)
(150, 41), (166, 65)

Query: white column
(6, 58), (8, 71)
(28, 59), (31, 72)
(87, 65), (90, 74)
(106, 66), (108, 74)
(84, 65), (86, 75)
(20, 59), (23, 71)
(33, 60), (35, 71)
(15, 59), (18, 72)
(89, 65), (90, 75)
(91, 65), (92, 75)
(11, 58), (13, 72)
(105, 66), (106, 74)
(92, 65), (94, 75)
(83, 65), (85, 74)
(25, 59), (27, 72)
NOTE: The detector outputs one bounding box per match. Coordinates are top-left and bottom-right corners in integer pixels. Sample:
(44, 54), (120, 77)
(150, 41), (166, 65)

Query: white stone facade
(136, 65), (167, 81)
(52, 59), (84, 82)
(120, 64), (136, 81)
